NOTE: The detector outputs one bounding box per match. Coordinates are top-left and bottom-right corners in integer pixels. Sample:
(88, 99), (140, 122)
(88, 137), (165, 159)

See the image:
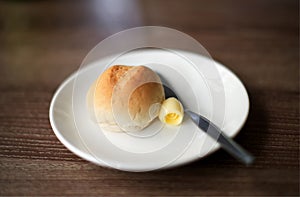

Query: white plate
(49, 48), (249, 172)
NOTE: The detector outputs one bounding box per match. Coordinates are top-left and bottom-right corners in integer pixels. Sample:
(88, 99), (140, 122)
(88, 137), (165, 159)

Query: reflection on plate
(49, 48), (249, 172)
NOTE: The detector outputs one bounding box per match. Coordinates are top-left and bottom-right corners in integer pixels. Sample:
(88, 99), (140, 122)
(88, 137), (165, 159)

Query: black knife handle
(185, 110), (255, 165)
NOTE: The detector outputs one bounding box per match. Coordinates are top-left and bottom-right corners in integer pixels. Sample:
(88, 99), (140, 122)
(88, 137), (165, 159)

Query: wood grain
(0, 0), (298, 196)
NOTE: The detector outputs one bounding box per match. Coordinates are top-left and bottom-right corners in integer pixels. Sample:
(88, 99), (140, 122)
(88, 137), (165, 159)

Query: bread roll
(87, 65), (165, 132)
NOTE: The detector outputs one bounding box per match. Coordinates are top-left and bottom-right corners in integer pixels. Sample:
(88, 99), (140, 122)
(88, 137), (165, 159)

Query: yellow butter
(159, 97), (184, 126)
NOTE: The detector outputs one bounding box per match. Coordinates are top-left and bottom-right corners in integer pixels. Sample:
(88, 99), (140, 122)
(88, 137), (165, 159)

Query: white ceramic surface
(49, 48), (249, 172)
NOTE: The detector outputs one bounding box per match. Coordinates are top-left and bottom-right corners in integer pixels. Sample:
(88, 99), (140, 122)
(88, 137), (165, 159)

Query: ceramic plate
(49, 48), (249, 172)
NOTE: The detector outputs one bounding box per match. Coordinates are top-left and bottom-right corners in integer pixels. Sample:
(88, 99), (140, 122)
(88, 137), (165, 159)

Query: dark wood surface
(0, 0), (299, 196)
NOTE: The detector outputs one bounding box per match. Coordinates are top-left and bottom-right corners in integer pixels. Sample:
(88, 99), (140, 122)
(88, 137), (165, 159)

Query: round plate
(49, 48), (249, 172)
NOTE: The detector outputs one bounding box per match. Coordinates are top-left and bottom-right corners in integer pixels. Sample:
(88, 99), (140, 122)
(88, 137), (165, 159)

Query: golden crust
(87, 65), (165, 132)
(94, 65), (132, 111)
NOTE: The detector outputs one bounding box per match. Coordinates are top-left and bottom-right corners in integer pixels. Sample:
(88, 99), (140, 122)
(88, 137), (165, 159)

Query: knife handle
(185, 110), (255, 165)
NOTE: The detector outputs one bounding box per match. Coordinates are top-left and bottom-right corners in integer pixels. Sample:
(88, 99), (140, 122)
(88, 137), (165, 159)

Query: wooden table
(0, 0), (298, 195)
